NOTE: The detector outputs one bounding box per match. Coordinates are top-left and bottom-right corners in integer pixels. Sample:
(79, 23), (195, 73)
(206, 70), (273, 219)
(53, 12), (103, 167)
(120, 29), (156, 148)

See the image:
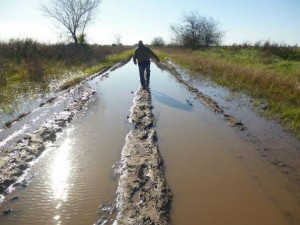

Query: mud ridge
(0, 88), (96, 196)
(107, 89), (172, 225)
(157, 60), (245, 130)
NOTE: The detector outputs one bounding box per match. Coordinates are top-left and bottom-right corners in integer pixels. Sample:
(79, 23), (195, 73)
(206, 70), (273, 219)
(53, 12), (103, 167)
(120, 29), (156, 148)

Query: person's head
(138, 40), (143, 47)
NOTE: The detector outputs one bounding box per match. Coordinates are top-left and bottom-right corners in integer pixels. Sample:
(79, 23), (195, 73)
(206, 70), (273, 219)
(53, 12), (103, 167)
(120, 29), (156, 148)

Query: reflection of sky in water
(51, 128), (73, 201)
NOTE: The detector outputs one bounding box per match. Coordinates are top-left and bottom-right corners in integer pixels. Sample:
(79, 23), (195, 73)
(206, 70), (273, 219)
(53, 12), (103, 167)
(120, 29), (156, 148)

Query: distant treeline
(0, 38), (129, 64)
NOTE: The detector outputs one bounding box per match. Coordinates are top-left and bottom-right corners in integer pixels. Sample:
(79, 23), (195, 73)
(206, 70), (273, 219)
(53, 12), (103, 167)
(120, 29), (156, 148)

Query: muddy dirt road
(0, 60), (300, 225)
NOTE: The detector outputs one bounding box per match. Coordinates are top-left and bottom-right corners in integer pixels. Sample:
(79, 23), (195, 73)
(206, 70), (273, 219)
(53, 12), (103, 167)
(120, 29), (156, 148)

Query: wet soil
(111, 89), (171, 224)
(0, 87), (96, 195)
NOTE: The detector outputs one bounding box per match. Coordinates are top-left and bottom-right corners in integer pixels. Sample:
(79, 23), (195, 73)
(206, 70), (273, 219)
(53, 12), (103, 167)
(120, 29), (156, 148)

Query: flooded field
(0, 61), (299, 225)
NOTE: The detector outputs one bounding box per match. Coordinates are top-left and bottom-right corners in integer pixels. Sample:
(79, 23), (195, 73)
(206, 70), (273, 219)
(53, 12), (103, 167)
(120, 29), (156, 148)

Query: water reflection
(51, 128), (73, 200)
(151, 90), (192, 111)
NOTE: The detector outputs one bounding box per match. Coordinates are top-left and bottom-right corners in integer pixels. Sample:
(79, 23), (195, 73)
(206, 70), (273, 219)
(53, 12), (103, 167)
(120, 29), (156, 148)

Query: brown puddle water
(0, 62), (299, 225)
(0, 63), (139, 225)
(150, 65), (300, 225)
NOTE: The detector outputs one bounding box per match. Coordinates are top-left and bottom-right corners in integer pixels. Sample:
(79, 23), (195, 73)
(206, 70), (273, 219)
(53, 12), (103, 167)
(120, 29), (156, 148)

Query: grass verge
(156, 46), (300, 137)
(58, 50), (133, 90)
(83, 50), (133, 75)
(0, 39), (133, 114)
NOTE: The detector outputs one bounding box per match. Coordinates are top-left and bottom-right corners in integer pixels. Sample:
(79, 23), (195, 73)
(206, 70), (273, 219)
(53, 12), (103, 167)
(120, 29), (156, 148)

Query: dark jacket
(133, 44), (160, 64)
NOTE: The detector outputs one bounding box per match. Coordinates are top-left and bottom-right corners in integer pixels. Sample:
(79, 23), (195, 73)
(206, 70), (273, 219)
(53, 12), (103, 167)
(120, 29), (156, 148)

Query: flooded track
(0, 61), (300, 225)
(150, 64), (300, 225)
(0, 63), (138, 224)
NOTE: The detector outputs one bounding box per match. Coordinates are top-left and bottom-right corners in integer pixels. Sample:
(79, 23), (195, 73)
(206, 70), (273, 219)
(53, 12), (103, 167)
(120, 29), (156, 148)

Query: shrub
(151, 37), (165, 47)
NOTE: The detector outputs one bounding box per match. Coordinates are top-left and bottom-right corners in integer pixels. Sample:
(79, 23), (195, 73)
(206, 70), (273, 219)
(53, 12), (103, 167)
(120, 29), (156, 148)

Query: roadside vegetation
(157, 43), (300, 137)
(0, 39), (132, 113)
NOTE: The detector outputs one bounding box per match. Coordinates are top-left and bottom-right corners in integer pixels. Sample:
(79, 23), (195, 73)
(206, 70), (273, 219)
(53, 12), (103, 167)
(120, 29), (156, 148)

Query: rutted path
(0, 59), (300, 225)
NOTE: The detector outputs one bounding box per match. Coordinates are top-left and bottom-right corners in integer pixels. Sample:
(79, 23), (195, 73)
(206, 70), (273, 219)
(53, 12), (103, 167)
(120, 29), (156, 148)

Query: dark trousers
(138, 61), (151, 87)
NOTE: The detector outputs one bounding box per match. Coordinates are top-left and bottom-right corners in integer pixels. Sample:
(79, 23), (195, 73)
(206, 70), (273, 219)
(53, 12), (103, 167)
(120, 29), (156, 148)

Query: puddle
(149, 64), (300, 225)
(0, 61), (299, 225)
(171, 62), (300, 180)
(0, 63), (138, 225)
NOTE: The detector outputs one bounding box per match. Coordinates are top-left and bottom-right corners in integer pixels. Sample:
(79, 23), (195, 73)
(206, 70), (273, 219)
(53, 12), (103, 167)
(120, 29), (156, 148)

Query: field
(2, 39), (299, 136)
(157, 44), (300, 136)
(0, 39), (132, 113)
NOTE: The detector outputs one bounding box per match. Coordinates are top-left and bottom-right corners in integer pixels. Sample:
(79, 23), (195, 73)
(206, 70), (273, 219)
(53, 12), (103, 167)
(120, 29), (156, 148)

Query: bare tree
(170, 11), (223, 49)
(113, 33), (122, 45)
(151, 37), (165, 47)
(41, 0), (102, 44)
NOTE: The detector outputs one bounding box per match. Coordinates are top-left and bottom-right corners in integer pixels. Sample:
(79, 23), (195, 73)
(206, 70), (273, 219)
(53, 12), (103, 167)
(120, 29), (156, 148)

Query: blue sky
(0, 0), (299, 45)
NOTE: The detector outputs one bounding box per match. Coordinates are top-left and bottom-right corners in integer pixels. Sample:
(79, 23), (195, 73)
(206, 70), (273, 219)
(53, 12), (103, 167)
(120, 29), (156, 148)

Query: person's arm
(133, 49), (137, 64)
(149, 48), (160, 62)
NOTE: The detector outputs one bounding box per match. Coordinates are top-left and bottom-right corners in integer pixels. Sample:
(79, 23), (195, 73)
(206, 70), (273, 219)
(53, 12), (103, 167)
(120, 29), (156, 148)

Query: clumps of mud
(3, 112), (31, 129)
(110, 89), (172, 225)
(97, 203), (116, 225)
(157, 60), (245, 130)
(3, 96), (58, 129)
(2, 96), (59, 129)
(0, 88), (96, 195)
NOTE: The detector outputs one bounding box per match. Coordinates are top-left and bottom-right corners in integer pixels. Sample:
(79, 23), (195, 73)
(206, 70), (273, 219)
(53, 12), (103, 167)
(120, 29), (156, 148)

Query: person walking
(133, 40), (160, 89)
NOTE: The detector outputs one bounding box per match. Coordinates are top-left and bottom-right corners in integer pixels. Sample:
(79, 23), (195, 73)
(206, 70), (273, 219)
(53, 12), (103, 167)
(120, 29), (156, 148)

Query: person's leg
(138, 65), (146, 88)
(145, 62), (151, 87)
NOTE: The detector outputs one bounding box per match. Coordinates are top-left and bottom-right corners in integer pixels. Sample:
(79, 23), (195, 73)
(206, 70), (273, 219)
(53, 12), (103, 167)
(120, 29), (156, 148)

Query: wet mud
(108, 89), (172, 225)
(0, 88), (96, 195)
(3, 112), (31, 129)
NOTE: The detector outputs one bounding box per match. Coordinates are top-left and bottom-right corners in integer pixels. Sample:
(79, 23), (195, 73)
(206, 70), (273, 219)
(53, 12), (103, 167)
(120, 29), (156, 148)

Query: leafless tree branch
(41, 0), (102, 44)
(170, 11), (224, 49)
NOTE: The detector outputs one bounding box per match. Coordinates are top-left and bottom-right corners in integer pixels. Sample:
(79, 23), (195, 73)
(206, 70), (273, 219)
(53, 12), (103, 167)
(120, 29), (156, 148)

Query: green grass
(84, 50), (133, 75)
(157, 46), (300, 137)
(58, 50), (133, 90)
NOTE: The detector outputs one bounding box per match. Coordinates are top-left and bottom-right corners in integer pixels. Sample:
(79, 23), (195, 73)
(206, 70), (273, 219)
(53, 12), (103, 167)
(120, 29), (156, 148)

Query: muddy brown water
(0, 62), (300, 225)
